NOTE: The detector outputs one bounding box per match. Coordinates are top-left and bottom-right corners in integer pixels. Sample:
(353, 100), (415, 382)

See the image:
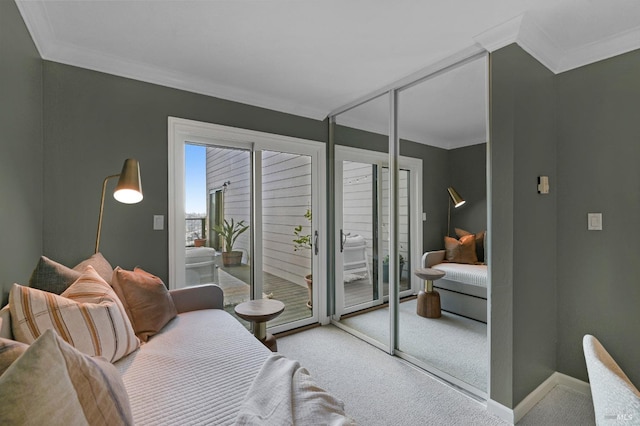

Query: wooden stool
(414, 268), (445, 318)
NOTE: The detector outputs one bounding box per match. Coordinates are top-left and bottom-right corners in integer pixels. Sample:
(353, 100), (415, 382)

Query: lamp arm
(95, 174), (120, 254)
(447, 198), (451, 237)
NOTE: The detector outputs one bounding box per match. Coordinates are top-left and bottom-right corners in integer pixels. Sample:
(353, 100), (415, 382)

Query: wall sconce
(447, 186), (465, 237)
(95, 159), (143, 253)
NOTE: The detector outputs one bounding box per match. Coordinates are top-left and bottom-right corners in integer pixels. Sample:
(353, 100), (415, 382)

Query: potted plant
(213, 218), (249, 266)
(293, 209), (313, 308)
(382, 253), (405, 283)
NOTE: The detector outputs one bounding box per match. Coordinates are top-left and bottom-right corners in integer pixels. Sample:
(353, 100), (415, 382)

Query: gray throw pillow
(28, 256), (81, 295)
(28, 253), (114, 294)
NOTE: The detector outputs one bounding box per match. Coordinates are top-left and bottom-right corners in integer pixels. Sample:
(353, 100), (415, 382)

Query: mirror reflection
(331, 55), (488, 395)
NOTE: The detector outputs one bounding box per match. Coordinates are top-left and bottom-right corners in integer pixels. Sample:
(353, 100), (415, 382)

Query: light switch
(153, 215), (164, 230)
(422, 212), (427, 221)
(587, 213), (602, 231)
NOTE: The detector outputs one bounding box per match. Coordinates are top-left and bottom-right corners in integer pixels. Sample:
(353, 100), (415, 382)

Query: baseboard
(488, 372), (591, 424)
(487, 399), (514, 424)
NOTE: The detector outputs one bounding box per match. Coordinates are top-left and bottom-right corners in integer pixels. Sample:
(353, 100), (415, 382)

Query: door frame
(333, 145), (422, 319)
(168, 117), (327, 331)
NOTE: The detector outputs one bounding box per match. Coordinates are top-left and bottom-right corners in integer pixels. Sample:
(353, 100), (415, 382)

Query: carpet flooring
(341, 298), (487, 390)
(277, 325), (595, 426)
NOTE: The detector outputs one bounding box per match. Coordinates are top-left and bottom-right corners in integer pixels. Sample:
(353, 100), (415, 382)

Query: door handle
(340, 229), (346, 253)
(314, 230), (319, 255)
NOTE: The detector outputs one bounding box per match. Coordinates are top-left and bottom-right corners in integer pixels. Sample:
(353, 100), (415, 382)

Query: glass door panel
(261, 150), (314, 328)
(381, 167), (412, 296)
(184, 142), (252, 323)
(341, 160), (378, 310)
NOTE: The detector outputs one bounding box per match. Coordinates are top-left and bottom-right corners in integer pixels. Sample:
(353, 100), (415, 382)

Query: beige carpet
(340, 298), (488, 390)
(277, 325), (595, 426)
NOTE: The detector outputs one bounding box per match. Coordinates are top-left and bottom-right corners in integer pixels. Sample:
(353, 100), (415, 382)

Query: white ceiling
(16, 0), (640, 149)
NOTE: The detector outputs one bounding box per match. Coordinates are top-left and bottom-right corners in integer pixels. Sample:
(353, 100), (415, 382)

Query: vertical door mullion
(251, 149), (263, 300)
(389, 90), (399, 355)
(334, 161), (344, 319)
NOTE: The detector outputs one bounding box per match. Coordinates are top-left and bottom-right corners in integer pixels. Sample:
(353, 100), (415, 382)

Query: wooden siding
(203, 149), (410, 286)
(342, 162), (410, 279)
(206, 147), (312, 286)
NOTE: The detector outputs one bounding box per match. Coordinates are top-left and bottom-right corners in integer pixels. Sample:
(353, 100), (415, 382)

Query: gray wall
(0, 0), (43, 305)
(449, 143), (487, 237)
(42, 62), (327, 284)
(490, 44), (557, 407)
(556, 49), (640, 385)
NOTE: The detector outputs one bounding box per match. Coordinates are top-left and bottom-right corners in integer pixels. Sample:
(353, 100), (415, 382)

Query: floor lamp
(447, 186), (465, 237)
(95, 159), (143, 253)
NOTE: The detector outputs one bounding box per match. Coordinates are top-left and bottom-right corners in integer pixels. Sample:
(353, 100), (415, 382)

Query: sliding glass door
(169, 119), (325, 334)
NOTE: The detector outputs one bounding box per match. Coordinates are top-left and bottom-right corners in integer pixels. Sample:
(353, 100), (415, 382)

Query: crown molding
(15, 1), (327, 121)
(475, 13), (640, 75)
(474, 14), (524, 53)
(556, 25), (640, 73)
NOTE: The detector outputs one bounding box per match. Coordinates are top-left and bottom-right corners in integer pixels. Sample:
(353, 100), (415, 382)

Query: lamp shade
(447, 186), (465, 208)
(113, 159), (143, 204)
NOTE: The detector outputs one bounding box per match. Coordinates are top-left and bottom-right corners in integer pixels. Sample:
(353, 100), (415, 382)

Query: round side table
(234, 299), (285, 351)
(414, 268), (445, 318)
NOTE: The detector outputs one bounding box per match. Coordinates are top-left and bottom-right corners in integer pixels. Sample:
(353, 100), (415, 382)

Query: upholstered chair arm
(422, 250), (446, 268)
(169, 284), (224, 313)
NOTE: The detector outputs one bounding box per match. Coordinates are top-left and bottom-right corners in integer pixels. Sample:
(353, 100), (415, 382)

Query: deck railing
(186, 217), (206, 246)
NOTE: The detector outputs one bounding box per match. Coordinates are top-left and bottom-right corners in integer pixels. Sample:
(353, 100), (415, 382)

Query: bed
(422, 250), (487, 323)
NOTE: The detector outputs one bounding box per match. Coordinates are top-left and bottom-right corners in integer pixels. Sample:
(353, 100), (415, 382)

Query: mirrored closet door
(329, 52), (489, 398)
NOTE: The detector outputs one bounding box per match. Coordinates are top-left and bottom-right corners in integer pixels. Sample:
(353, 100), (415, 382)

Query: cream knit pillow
(10, 266), (139, 362)
(0, 329), (134, 425)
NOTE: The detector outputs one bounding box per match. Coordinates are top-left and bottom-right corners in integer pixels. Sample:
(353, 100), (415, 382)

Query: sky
(185, 144), (206, 214)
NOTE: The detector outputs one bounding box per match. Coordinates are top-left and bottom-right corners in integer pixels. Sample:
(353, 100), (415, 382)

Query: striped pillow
(10, 266), (139, 362)
(0, 329), (133, 425)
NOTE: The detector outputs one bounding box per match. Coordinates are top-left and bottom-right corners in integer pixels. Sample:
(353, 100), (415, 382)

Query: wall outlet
(587, 213), (602, 231)
(153, 215), (164, 230)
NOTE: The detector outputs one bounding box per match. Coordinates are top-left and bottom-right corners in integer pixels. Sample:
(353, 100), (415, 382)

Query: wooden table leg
(417, 290), (441, 318)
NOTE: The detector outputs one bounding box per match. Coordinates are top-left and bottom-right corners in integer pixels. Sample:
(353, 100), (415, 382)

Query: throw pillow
(0, 329), (134, 425)
(444, 234), (478, 264)
(111, 266), (177, 342)
(73, 252), (114, 284)
(0, 337), (28, 376)
(455, 228), (486, 263)
(10, 266), (139, 362)
(28, 256), (82, 295)
(28, 252), (114, 295)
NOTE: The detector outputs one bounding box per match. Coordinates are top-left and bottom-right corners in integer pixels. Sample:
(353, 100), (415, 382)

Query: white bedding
(432, 263), (487, 287)
(235, 354), (355, 425)
(115, 309), (270, 425)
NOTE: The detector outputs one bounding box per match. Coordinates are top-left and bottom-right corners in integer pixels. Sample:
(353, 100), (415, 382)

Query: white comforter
(235, 354), (355, 426)
(115, 308), (354, 425)
(115, 309), (270, 425)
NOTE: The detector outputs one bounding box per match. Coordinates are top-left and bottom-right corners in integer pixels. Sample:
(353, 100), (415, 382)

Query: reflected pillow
(455, 228), (486, 264)
(111, 267), (177, 342)
(0, 329), (133, 425)
(10, 266), (139, 362)
(444, 234), (478, 264)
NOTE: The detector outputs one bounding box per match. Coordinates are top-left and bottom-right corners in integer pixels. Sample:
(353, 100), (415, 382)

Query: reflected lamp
(447, 186), (465, 237)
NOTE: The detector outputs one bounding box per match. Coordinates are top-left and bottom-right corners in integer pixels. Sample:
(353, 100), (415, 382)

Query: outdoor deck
(218, 264), (409, 329)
